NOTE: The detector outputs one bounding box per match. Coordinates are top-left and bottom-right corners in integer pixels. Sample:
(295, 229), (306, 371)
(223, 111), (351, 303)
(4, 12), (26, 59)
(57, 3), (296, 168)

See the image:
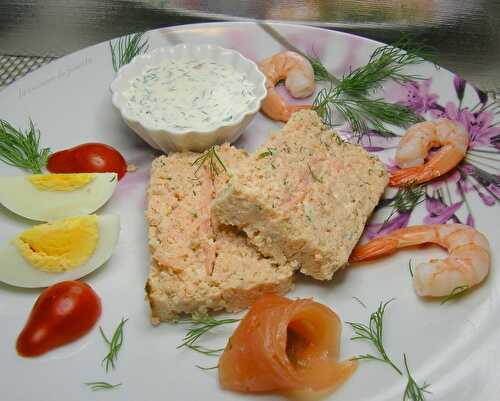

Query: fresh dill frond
(383, 184), (426, 225)
(192, 146), (228, 178)
(110, 32), (149, 72)
(346, 299), (402, 375)
(352, 296), (367, 309)
(309, 35), (428, 136)
(305, 55), (338, 83)
(176, 313), (240, 356)
(257, 147), (277, 159)
(441, 285), (469, 305)
(337, 37), (430, 98)
(402, 354), (431, 401)
(313, 85), (421, 137)
(85, 382), (122, 391)
(185, 344), (225, 356)
(100, 318), (128, 372)
(0, 119), (50, 173)
(308, 163), (323, 183)
(196, 364), (219, 371)
(408, 259), (414, 278)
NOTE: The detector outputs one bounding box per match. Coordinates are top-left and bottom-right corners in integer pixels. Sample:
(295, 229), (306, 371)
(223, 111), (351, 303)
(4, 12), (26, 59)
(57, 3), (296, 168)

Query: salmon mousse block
(212, 111), (388, 280)
(145, 144), (294, 323)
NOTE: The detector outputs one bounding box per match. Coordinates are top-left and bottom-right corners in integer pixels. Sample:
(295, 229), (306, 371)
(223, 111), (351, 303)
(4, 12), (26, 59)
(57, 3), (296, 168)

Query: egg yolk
(14, 215), (99, 273)
(27, 173), (96, 191)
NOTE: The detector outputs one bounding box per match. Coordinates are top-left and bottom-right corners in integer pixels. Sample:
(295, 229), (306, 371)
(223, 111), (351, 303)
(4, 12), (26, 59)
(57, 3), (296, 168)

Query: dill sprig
(257, 147), (277, 159)
(85, 382), (122, 391)
(313, 85), (421, 137)
(336, 37), (430, 97)
(110, 32), (149, 72)
(408, 259), (414, 278)
(305, 55), (339, 83)
(308, 163), (323, 183)
(402, 354), (431, 401)
(441, 285), (469, 305)
(352, 296), (367, 309)
(196, 364), (219, 371)
(346, 299), (402, 375)
(0, 119), (50, 173)
(176, 313), (240, 356)
(100, 318), (128, 372)
(310, 36), (428, 136)
(192, 146), (228, 177)
(383, 184), (426, 225)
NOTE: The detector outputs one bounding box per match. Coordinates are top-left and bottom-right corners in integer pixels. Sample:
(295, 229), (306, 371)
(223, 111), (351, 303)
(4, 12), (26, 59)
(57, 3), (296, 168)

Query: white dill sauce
(123, 59), (256, 131)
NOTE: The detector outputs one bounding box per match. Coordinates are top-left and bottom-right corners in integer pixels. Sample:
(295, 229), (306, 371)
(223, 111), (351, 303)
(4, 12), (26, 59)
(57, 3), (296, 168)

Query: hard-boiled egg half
(0, 214), (120, 288)
(0, 173), (117, 221)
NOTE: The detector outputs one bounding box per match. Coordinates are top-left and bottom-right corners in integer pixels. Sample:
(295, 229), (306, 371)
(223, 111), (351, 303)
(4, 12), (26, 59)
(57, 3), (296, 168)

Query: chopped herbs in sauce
(123, 59), (256, 131)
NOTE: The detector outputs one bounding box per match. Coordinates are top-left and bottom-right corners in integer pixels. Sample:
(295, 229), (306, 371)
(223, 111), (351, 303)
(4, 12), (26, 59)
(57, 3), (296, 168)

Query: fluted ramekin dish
(110, 44), (267, 152)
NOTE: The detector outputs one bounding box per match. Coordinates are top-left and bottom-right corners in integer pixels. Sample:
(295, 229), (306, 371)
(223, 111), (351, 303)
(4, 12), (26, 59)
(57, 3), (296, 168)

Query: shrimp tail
(389, 166), (425, 186)
(349, 237), (400, 262)
(261, 89), (311, 122)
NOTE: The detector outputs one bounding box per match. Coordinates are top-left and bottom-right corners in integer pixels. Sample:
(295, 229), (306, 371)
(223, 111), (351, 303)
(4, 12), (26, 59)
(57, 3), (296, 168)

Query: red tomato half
(47, 143), (127, 180)
(16, 281), (102, 357)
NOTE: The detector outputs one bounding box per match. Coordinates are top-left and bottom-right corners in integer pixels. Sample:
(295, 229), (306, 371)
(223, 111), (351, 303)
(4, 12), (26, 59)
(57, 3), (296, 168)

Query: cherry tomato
(16, 281), (101, 357)
(47, 143), (127, 180)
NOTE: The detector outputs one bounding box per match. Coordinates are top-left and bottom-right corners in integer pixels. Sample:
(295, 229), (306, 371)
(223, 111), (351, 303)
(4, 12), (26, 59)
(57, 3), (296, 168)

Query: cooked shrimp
(349, 224), (490, 297)
(390, 118), (469, 186)
(258, 51), (315, 122)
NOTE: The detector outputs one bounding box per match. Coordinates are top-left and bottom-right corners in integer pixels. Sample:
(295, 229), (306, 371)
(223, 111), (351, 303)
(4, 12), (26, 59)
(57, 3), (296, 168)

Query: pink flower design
(466, 214), (475, 227)
(364, 212), (411, 240)
(399, 79), (439, 114)
(424, 194), (462, 225)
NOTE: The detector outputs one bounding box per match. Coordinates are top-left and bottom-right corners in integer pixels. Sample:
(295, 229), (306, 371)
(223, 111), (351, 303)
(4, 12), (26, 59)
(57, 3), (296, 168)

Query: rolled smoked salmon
(218, 294), (357, 399)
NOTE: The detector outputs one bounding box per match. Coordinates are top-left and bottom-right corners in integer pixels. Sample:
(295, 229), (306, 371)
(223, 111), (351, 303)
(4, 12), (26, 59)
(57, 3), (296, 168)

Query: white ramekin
(110, 44), (267, 153)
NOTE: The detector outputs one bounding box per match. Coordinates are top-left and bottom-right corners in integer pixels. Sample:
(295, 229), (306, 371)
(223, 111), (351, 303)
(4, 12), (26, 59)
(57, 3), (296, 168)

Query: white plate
(0, 22), (499, 401)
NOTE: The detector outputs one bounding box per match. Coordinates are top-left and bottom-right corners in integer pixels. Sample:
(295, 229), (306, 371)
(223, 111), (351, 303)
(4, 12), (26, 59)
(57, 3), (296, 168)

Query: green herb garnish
(310, 36), (428, 137)
(346, 299), (402, 375)
(257, 147), (277, 159)
(402, 354), (431, 401)
(305, 55), (339, 83)
(196, 364), (219, 371)
(383, 184), (426, 225)
(308, 163), (323, 183)
(408, 259), (414, 278)
(352, 296), (367, 309)
(334, 37), (430, 97)
(177, 313), (240, 356)
(192, 146), (227, 177)
(110, 32), (149, 72)
(85, 382), (122, 391)
(313, 86), (421, 138)
(0, 119), (50, 173)
(100, 318), (128, 372)
(441, 285), (469, 305)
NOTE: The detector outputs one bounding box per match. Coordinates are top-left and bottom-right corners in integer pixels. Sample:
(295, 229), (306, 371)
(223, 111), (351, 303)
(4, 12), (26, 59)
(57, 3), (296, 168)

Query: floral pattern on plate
(352, 75), (499, 238)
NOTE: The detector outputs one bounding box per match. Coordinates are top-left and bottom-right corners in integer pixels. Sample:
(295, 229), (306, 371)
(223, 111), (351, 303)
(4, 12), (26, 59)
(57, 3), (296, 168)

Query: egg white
(0, 173), (117, 221)
(0, 214), (120, 288)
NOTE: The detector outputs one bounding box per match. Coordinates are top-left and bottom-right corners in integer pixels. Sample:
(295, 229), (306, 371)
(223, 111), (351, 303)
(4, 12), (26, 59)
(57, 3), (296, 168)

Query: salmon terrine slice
(212, 110), (388, 280)
(145, 144), (294, 323)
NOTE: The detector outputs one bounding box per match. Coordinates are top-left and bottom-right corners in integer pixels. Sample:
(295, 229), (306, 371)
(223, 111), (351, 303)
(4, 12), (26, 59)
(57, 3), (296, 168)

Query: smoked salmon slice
(218, 294), (357, 399)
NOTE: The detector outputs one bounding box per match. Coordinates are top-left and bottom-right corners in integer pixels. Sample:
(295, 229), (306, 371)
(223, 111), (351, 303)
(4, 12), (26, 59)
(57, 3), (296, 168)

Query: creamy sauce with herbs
(124, 59), (256, 131)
